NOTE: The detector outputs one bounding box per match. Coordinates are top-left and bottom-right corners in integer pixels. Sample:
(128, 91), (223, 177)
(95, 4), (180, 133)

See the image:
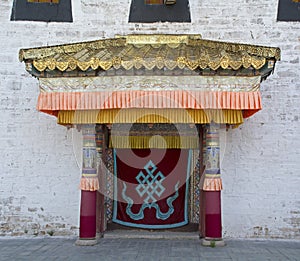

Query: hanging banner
(113, 149), (191, 229)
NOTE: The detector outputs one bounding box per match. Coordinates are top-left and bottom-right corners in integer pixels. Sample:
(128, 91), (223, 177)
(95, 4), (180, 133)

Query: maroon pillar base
(202, 191), (224, 246)
(79, 190), (97, 240)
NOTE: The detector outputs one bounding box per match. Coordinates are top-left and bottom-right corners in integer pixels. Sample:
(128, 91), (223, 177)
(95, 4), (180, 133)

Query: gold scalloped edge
(20, 34), (280, 73)
(32, 55), (267, 72)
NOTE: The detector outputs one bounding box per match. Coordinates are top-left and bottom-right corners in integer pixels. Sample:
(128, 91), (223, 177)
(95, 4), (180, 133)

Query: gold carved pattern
(190, 39), (281, 61)
(32, 50), (267, 72)
(119, 34), (202, 45)
(19, 38), (126, 61)
(39, 76), (261, 93)
(20, 35), (280, 72)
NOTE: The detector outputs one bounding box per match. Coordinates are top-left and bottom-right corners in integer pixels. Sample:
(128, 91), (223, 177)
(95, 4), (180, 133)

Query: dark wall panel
(129, 0), (191, 23)
(11, 0), (72, 22)
(277, 0), (300, 22)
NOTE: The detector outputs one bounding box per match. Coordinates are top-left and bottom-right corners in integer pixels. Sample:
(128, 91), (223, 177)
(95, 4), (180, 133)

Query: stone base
(75, 238), (98, 246)
(201, 238), (226, 247)
(104, 230), (199, 240)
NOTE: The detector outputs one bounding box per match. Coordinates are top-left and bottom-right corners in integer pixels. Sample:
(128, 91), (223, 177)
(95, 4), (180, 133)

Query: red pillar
(201, 124), (224, 246)
(79, 191), (97, 239)
(204, 191), (222, 239)
(76, 124), (99, 245)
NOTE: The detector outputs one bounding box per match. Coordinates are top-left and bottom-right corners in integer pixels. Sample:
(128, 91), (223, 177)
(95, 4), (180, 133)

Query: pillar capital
(80, 125), (98, 192)
(202, 124), (222, 191)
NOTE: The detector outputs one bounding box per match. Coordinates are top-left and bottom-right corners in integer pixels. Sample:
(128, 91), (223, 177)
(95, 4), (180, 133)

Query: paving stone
(0, 238), (299, 261)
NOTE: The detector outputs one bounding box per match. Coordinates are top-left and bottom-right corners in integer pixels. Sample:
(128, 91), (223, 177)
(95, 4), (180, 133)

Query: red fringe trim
(202, 178), (223, 191)
(80, 177), (99, 191)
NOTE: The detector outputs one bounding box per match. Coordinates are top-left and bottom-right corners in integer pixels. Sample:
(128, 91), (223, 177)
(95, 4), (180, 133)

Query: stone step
(103, 230), (199, 240)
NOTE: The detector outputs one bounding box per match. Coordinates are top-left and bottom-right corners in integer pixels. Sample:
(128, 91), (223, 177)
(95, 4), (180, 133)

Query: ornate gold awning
(19, 34), (280, 127)
(19, 34), (280, 73)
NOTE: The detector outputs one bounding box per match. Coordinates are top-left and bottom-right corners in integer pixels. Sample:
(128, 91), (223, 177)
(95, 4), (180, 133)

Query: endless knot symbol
(135, 160), (165, 204)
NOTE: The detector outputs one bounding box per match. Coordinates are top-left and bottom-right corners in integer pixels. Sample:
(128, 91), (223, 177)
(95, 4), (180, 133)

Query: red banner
(113, 149), (191, 229)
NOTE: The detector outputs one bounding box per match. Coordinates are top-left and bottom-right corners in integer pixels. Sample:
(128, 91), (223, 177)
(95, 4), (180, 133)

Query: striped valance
(57, 109), (244, 125)
(109, 123), (199, 149)
(109, 136), (199, 149)
(37, 90), (262, 114)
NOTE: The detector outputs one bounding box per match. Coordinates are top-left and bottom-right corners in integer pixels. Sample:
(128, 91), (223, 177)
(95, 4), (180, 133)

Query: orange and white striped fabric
(37, 90), (262, 114)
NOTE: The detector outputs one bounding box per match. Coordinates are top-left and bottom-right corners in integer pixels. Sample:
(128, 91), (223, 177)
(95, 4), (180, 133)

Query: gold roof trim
(189, 39), (281, 61)
(116, 34), (202, 45)
(19, 34), (280, 73)
(19, 38), (126, 61)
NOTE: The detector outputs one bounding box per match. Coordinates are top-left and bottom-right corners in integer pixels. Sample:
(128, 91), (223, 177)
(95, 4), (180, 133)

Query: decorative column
(199, 125), (206, 237)
(76, 124), (99, 246)
(95, 124), (105, 236)
(201, 124), (224, 246)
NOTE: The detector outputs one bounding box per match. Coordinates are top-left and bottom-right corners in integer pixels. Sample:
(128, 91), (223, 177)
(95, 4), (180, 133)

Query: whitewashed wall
(0, 0), (299, 238)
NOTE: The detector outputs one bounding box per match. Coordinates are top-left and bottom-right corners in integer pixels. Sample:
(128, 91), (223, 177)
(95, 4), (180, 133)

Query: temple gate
(19, 34), (280, 245)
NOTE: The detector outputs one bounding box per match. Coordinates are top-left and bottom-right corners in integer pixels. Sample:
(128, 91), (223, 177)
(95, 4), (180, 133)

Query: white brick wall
(0, 0), (299, 238)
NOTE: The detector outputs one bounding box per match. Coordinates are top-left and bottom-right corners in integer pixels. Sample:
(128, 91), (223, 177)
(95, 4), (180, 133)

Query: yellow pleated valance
(110, 135), (199, 149)
(57, 109), (244, 125)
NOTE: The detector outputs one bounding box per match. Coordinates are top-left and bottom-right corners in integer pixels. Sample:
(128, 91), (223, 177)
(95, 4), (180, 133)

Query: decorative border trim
(39, 76), (261, 93)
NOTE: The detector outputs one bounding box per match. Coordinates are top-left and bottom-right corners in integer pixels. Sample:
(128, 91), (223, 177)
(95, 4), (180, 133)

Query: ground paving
(0, 237), (299, 261)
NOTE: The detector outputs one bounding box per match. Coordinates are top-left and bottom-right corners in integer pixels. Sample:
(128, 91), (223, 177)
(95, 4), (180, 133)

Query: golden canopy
(19, 34), (280, 128)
